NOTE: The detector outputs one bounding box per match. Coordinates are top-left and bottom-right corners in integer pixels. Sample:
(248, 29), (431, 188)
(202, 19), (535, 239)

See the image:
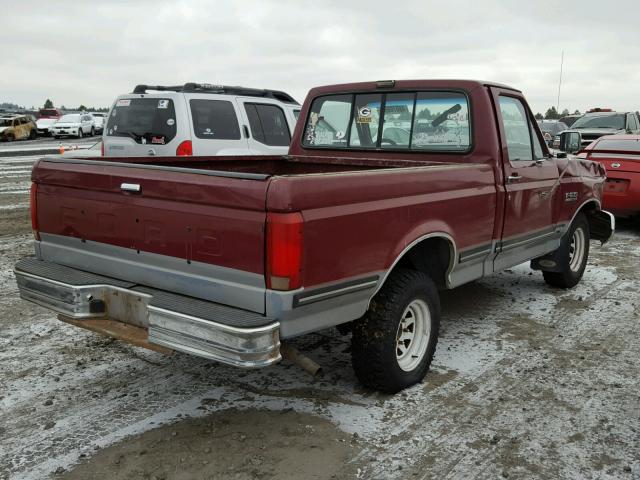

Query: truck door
(491, 89), (562, 271)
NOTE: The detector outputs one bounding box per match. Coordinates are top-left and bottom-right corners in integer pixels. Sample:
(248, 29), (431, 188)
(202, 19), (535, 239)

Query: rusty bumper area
(14, 259), (281, 368)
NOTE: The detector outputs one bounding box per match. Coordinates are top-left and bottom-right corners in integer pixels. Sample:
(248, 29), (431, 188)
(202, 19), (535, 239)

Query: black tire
(543, 213), (590, 288)
(351, 269), (441, 393)
(29, 129), (37, 140)
(77, 129), (83, 139)
(5, 133), (14, 142)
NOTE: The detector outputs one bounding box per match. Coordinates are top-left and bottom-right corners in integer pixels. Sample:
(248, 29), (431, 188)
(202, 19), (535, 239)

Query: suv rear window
(245, 103), (291, 146)
(303, 91), (470, 151)
(189, 99), (241, 140)
(106, 98), (177, 145)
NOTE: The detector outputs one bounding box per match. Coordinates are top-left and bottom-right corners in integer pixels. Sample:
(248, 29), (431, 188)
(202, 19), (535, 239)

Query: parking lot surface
(1, 150), (639, 480)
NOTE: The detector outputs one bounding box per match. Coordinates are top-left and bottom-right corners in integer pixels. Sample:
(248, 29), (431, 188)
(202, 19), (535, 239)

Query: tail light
(176, 140), (192, 156)
(100, 141), (104, 156)
(30, 183), (40, 241)
(266, 212), (303, 290)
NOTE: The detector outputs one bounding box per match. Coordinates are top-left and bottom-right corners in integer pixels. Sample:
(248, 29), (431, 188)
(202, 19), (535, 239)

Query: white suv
(103, 83), (301, 157)
(52, 113), (96, 139)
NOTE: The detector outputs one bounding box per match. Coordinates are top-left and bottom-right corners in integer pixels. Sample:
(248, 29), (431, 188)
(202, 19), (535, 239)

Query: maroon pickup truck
(15, 80), (614, 392)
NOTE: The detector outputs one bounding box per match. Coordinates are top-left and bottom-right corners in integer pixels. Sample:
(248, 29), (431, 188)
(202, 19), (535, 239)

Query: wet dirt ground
(1, 152), (639, 479)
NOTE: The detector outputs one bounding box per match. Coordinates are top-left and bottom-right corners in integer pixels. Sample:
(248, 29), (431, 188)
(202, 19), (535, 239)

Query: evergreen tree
(44, 99), (54, 109)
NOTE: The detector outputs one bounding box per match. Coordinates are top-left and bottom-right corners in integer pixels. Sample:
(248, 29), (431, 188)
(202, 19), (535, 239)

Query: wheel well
(392, 237), (453, 289)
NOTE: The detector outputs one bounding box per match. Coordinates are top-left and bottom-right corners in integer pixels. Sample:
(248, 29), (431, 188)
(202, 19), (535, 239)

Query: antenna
(556, 50), (564, 114)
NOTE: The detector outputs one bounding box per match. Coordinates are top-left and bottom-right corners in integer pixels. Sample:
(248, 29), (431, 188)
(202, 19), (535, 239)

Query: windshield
(106, 98), (177, 145)
(59, 114), (81, 123)
(0, 119), (13, 127)
(572, 114), (625, 129)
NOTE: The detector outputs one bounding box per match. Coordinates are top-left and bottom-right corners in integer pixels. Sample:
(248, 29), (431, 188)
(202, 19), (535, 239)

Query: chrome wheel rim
(569, 227), (586, 272)
(396, 299), (431, 372)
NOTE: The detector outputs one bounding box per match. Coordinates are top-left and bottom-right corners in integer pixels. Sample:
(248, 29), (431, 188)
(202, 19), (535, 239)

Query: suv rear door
(104, 95), (187, 157)
(236, 97), (295, 154)
(187, 95), (250, 155)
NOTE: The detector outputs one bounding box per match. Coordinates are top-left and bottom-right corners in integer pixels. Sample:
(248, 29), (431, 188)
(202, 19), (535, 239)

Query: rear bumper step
(14, 258), (281, 368)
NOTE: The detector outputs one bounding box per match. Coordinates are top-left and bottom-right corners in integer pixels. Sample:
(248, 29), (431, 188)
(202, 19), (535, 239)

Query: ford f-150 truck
(15, 80), (614, 392)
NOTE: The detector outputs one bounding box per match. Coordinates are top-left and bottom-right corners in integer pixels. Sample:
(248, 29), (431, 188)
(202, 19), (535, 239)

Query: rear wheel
(543, 213), (590, 288)
(351, 269), (440, 393)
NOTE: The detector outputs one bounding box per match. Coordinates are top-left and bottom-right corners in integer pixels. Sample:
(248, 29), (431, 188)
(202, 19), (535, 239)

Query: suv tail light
(266, 212), (303, 291)
(30, 183), (40, 241)
(100, 141), (104, 156)
(176, 140), (192, 156)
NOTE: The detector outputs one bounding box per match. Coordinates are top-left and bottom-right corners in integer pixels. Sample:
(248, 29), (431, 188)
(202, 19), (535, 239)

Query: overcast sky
(2, 0), (639, 115)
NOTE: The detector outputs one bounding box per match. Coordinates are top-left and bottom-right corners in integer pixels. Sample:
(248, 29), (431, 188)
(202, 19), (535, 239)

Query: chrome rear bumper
(14, 258), (281, 368)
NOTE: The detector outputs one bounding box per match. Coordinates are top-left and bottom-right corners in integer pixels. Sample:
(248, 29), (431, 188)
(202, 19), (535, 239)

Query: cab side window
(498, 96), (533, 162)
(530, 122), (545, 160)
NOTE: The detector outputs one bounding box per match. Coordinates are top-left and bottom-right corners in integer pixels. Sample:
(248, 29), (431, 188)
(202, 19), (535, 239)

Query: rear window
(189, 99), (240, 140)
(245, 103), (291, 146)
(106, 98), (177, 145)
(303, 91), (470, 151)
(593, 138), (640, 152)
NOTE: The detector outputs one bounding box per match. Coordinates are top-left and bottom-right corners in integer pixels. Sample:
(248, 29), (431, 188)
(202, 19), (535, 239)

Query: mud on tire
(351, 269), (441, 393)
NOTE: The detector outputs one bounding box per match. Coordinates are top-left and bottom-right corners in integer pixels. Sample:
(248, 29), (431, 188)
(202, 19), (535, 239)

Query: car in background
(51, 113), (96, 139)
(554, 109), (640, 149)
(577, 134), (640, 217)
(559, 114), (582, 127)
(103, 83), (300, 157)
(0, 115), (37, 141)
(89, 112), (106, 134)
(36, 108), (64, 136)
(537, 120), (568, 146)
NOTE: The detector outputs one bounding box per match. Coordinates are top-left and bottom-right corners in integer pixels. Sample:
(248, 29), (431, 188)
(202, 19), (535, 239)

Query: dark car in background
(559, 114), (582, 127)
(537, 120), (568, 146)
(553, 109), (640, 148)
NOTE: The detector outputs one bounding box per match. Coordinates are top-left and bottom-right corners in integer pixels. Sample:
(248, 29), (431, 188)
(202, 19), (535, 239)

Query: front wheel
(543, 213), (590, 288)
(29, 129), (37, 140)
(77, 129), (83, 139)
(351, 269), (441, 393)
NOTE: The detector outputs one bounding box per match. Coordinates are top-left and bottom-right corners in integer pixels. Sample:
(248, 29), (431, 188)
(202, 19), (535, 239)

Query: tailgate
(32, 158), (270, 313)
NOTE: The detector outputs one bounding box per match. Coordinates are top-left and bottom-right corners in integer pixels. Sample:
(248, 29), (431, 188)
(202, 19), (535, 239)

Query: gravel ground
(1, 151), (639, 479)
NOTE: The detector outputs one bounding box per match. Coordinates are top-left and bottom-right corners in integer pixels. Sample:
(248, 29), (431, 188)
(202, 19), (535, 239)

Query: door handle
(121, 183), (141, 193)
(507, 174), (522, 183)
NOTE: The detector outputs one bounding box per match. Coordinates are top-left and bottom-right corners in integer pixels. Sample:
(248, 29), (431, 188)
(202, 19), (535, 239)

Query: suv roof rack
(132, 83), (299, 104)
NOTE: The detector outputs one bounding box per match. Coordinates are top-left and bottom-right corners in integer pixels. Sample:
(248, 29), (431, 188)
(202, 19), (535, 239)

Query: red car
(578, 135), (640, 216)
(15, 80), (614, 392)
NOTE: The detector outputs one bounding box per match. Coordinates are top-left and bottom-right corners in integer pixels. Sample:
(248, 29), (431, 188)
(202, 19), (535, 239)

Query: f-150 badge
(565, 192), (578, 202)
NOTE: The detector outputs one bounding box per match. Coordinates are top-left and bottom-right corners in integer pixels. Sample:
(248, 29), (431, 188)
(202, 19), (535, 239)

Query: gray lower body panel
(37, 233), (266, 313)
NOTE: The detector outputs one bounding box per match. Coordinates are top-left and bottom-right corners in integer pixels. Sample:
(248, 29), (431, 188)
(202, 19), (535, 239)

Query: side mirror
(558, 131), (582, 154)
